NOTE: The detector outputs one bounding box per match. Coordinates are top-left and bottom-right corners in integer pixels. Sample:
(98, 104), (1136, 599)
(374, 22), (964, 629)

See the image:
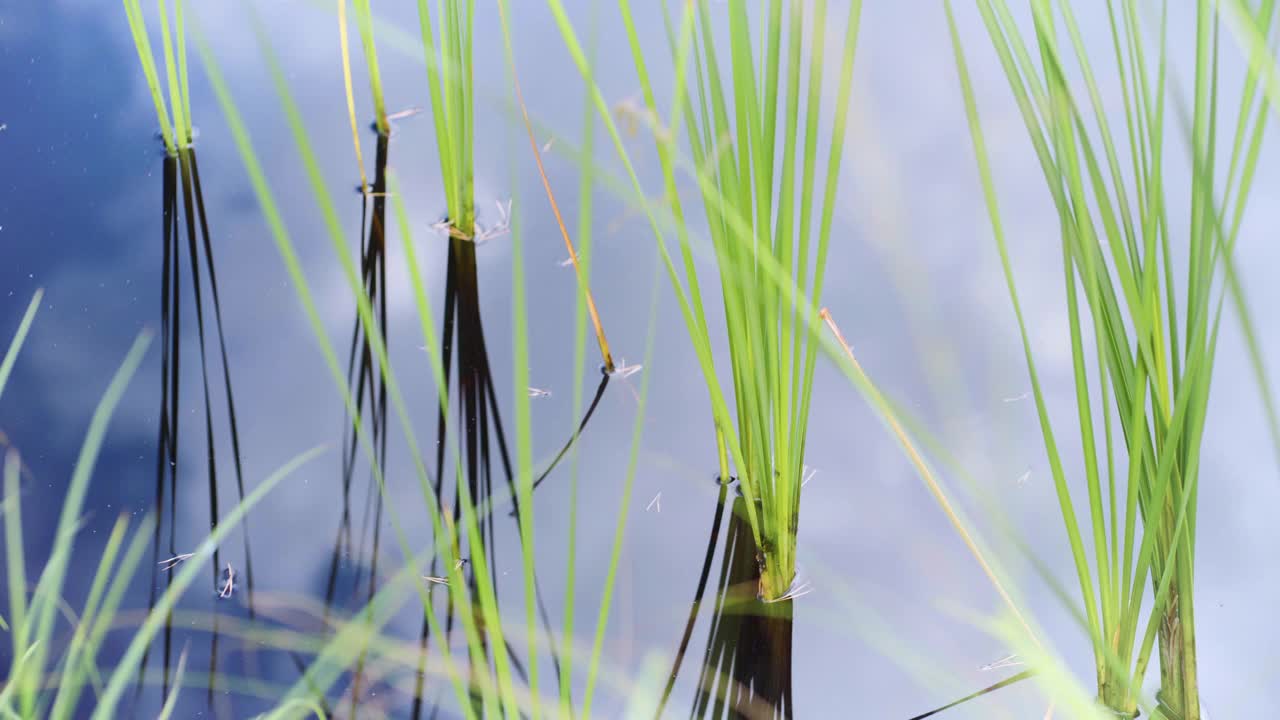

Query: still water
(2, 1), (1278, 717)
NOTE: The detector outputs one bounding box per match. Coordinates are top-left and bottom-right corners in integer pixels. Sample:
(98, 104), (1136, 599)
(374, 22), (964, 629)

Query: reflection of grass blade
(689, 496), (793, 720)
(525, 372), (609, 496)
(185, 149), (256, 621)
(142, 154), (181, 701)
(174, 147), (234, 699)
(326, 130), (391, 713)
(655, 484), (729, 718)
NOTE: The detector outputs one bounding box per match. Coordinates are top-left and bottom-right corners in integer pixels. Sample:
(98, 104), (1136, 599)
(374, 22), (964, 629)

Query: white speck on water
(979, 653), (1022, 671)
(801, 465), (818, 487)
(645, 492), (661, 512)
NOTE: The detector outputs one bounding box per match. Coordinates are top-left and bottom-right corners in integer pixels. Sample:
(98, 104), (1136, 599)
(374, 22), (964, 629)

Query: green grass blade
(582, 268), (661, 719)
(122, 0), (175, 153)
(0, 290), (42, 403)
(3, 449), (30, 690)
(18, 332), (151, 716)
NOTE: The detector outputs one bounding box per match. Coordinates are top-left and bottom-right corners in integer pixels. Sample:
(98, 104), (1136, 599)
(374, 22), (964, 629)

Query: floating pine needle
(386, 106), (424, 123)
(498, 11), (615, 373)
(645, 492), (661, 513)
(528, 387), (552, 398)
(158, 553), (194, 571)
(979, 653), (1022, 672)
(610, 359), (642, 379)
(218, 562), (235, 599)
(1001, 391), (1030, 403)
(430, 199), (511, 243)
(762, 578), (813, 604)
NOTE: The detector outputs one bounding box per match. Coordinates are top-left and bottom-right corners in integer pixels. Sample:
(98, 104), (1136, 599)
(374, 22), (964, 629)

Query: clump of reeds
(543, 0), (864, 602)
(123, 0), (257, 699)
(944, 1), (1278, 717)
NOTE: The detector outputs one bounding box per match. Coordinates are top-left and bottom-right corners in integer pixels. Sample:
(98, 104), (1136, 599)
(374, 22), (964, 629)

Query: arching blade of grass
(943, 1), (1276, 716)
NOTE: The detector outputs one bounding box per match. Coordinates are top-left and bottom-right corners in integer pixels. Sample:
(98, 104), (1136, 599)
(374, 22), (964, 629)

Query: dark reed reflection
(410, 231), (526, 719)
(318, 128), (392, 716)
(408, 224), (611, 717)
(660, 485), (795, 720)
(142, 146), (255, 705)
